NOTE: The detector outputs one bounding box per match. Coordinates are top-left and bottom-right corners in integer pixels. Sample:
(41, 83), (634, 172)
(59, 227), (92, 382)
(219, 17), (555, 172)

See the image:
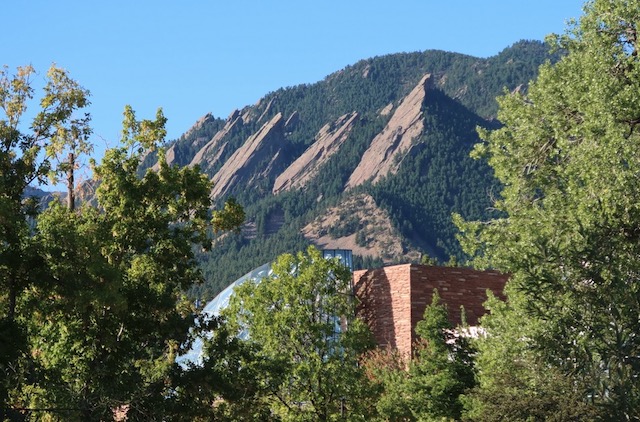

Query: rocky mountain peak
(189, 109), (245, 170)
(210, 112), (286, 198)
(272, 112), (358, 194)
(346, 74), (432, 189)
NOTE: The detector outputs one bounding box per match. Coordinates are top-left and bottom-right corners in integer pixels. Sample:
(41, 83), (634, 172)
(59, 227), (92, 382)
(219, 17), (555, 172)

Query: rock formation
(189, 110), (243, 170)
(210, 113), (285, 198)
(346, 74), (432, 189)
(301, 193), (420, 263)
(272, 112), (358, 194)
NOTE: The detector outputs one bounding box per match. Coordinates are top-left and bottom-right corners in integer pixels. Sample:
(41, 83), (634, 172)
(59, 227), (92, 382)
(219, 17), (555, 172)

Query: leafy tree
(409, 291), (475, 421)
(0, 64), (91, 417)
(43, 66), (93, 211)
(461, 365), (601, 422)
(456, 0), (640, 419)
(224, 246), (376, 421)
(175, 320), (280, 421)
(459, 293), (602, 421)
(0, 80), (245, 418)
(361, 348), (411, 421)
(30, 107), (242, 420)
(420, 254), (439, 266)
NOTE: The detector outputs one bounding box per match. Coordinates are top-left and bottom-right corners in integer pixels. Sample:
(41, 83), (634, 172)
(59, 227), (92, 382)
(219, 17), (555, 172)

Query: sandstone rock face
(210, 113), (285, 199)
(185, 113), (215, 139)
(346, 74), (432, 189)
(379, 102), (393, 117)
(257, 96), (276, 123)
(272, 112), (358, 194)
(164, 144), (176, 166)
(301, 193), (420, 263)
(189, 110), (243, 169)
(191, 114), (217, 142)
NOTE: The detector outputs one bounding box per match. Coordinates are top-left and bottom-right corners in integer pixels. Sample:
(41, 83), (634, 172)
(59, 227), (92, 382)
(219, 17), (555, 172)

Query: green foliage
(420, 254), (439, 266)
(0, 64), (92, 415)
(223, 246), (376, 421)
(194, 226), (311, 301)
(457, 0), (640, 419)
(462, 367), (602, 421)
(42, 65), (92, 210)
(412, 293), (476, 421)
(0, 68), (245, 418)
(361, 348), (411, 421)
(211, 196), (245, 234)
(459, 292), (602, 421)
(20, 108), (222, 419)
(152, 318), (277, 421)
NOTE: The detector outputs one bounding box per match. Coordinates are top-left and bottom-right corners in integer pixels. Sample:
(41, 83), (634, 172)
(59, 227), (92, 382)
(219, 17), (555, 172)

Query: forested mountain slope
(153, 40), (557, 299)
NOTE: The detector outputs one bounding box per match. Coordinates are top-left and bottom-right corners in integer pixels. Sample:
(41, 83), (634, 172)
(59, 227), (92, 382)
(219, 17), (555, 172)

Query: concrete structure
(353, 264), (508, 358)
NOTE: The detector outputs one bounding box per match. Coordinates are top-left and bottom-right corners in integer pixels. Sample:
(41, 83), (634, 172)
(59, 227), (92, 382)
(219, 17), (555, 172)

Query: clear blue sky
(4, 0), (585, 154)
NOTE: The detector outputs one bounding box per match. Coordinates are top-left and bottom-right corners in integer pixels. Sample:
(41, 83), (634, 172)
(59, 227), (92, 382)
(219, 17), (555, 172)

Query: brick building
(353, 264), (508, 357)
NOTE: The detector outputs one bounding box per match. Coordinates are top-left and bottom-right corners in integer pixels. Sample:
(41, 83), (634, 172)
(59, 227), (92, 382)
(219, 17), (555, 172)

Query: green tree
(172, 321), (277, 421)
(8, 105), (244, 420)
(409, 291), (475, 421)
(43, 66), (93, 211)
(224, 246), (376, 421)
(420, 254), (439, 266)
(459, 293), (601, 421)
(361, 348), (411, 421)
(456, 0), (640, 418)
(0, 64), (91, 417)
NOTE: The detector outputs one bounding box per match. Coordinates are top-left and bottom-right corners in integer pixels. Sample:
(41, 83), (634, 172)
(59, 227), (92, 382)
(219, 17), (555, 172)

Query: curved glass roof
(202, 262), (273, 318)
(178, 262), (273, 366)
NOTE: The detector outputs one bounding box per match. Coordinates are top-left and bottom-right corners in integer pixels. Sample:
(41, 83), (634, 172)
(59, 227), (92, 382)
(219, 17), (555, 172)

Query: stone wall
(354, 264), (507, 357)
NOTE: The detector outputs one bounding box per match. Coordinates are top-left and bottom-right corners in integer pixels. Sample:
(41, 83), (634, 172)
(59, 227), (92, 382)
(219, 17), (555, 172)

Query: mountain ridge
(148, 40), (557, 299)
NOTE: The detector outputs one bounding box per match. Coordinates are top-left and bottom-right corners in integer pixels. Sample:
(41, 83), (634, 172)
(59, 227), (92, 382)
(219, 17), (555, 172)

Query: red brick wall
(354, 266), (411, 354)
(354, 264), (508, 357)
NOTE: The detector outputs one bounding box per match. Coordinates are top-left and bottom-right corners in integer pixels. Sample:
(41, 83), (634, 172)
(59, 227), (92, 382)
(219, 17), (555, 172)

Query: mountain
(154, 40), (557, 300)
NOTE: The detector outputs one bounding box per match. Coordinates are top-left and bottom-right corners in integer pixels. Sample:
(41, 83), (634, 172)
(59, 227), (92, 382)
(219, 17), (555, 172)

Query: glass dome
(177, 262), (273, 366)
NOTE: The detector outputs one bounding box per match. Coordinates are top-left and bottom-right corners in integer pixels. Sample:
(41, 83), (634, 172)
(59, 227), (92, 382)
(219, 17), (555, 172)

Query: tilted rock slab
(151, 113), (216, 170)
(210, 112), (285, 199)
(189, 109), (244, 170)
(272, 112), (358, 194)
(346, 74), (432, 189)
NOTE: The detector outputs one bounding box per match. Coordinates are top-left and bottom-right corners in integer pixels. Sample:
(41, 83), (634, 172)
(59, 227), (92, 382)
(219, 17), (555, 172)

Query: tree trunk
(67, 152), (75, 211)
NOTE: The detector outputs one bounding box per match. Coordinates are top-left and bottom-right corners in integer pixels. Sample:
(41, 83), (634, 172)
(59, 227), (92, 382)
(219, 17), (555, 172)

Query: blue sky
(4, 1), (585, 155)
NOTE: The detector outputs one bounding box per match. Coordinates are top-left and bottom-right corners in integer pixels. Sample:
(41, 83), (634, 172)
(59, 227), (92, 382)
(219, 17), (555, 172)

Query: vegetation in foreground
(457, 0), (640, 419)
(2, 0), (640, 419)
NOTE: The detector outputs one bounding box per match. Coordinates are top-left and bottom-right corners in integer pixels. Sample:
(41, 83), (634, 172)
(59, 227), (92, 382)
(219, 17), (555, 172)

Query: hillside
(155, 40), (557, 300)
